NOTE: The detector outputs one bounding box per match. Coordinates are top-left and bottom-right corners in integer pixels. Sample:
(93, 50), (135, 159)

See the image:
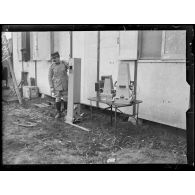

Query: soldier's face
(52, 57), (60, 64)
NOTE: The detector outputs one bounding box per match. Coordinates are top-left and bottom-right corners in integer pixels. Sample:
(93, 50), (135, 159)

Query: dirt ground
(2, 91), (187, 164)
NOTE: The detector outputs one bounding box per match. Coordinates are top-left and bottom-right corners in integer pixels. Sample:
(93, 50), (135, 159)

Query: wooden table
(88, 97), (143, 130)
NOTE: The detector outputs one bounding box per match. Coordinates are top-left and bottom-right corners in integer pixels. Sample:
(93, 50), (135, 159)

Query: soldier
(48, 52), (69, 118)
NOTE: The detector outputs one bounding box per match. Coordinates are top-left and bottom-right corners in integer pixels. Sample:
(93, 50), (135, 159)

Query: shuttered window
(140, 31), (162, 59)
(21, 32), (30, 61)
(17, 32), (51, 61)
(139, 30), (186, 60)
(17, 32), (31, 61)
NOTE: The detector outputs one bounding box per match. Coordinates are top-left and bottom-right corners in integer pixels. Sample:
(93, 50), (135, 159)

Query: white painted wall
(99, 31), (119, 108)
(81, 31), (98, 106)
(77, 31), (189, 129)
(12, 31), (189, 129)
(98, 31), (136, 113)
(36, 61), (51, 95)
(119, 31), (138, 60)
(54, 31), (70, 60)
(137, 61), (189, 129)
(99, 31), (119, 85)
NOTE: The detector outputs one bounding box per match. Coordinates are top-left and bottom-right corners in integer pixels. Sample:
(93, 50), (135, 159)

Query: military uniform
(48, 60), (69, 102)
(48, 51), (69, 118)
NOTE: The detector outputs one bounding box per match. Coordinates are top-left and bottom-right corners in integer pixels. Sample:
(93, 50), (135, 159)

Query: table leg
(137, 104), (139, 118)
(136, 104), (139, 125)
(90, 101), (93, 120)
(111, 105), (113, 126)
(115, 106), (117, 130)
(104, 106), (111, 111)
(116, 108), (123, 114)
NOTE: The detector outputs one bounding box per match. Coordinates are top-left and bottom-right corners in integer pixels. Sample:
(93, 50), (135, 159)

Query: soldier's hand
(62, 60), (69, 70)
(50, 87), (54, 93)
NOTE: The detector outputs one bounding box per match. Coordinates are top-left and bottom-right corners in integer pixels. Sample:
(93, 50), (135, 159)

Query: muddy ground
(2, 92), (187, 164)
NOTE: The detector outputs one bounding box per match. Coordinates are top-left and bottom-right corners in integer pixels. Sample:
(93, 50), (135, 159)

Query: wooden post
(7, 57), (23, 104)
(50, 32), (54, 54)
(186, 29), (194, 165)
(70, 31), (73, 58)
(133, 31), (140, 116)
(96, 31), (100, 107)
(133, 60), (138, 116)
(35, 60), (37, 86)
(21, 49), (24, 72)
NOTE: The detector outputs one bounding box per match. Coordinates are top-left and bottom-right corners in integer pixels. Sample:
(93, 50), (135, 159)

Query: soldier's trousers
(54, 90), (68, 102)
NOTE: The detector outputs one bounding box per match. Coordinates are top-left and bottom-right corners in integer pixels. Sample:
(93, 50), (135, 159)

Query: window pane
(164, 31), (185, 54)
(140, 31), (162, 59)
(162, 30), (186, 60)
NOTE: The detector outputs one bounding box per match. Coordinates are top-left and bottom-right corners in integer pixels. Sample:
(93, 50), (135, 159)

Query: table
(88, 97), (143, 130)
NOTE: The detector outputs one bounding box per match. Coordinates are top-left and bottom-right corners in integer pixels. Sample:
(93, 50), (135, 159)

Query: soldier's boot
(61, 101), (67, 112)
(63, 102), (68, 121)
(55, 102), (61, 118)
(64, 101), (67, 111)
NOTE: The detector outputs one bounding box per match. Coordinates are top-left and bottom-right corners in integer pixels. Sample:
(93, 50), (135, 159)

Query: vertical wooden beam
(133, 60), (138, 116)
(70, 31), (73, 58)
(33, 32), (38, 86)
(186, 105), (194, 165)
(96, 31), (100, 107)
(133, 31), (139, 116)
(21, 49), (24, 72)
(161, 31), (166, 57)
(8, 57), (23, 104)
(137, 31), (142, 59)
(11, 32), (14, 67)
(35, 60), (37, 86)
(50, 32), (54, 54)
(2, 33), (22, 103)
(186, 27), (194, 165)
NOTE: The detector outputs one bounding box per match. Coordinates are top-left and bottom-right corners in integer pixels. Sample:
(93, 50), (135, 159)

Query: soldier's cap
(51, 52), (60, 59)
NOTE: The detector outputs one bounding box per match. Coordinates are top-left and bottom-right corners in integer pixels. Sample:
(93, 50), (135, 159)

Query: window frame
(139, 30), (163, 60)
(161, 30), (186, 60)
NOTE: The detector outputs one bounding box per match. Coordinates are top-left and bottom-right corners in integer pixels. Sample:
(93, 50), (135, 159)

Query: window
(17, 32), (30, 61)
(161, 30), (186, 60)
(21, 32), (30, 61)
(140, 31), (162, 59)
